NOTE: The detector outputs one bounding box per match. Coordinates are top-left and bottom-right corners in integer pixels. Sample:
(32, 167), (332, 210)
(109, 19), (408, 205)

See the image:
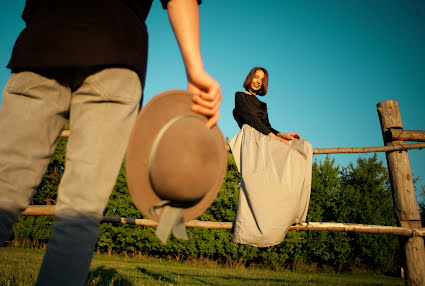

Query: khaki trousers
(0, 68), (142, 285)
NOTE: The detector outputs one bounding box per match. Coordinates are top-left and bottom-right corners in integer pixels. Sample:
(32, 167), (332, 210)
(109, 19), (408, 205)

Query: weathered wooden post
(377, 100), (425, 286)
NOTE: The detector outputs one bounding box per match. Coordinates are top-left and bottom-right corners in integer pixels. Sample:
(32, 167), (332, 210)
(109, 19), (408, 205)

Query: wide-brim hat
(126, 90), (227, 223)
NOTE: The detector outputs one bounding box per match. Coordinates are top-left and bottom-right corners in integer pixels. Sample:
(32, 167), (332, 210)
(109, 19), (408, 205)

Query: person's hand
(268, 132), (290, 146)
(277, 137), (291, 146)
(277, 132), (301, 140)
(188, 70), (222, 128)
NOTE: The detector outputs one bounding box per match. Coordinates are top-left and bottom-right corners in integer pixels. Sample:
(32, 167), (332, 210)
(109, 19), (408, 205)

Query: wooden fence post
(377, 100), (425, 286)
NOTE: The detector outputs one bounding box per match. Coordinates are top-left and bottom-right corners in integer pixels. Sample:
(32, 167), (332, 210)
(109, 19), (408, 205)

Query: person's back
(0, 1), (222, 285)
(8, 0), (154, 87)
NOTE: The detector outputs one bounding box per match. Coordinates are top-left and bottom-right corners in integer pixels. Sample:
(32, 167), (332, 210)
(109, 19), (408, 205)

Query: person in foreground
(229, 66), (313, 247)
(0, 0), (221, 285)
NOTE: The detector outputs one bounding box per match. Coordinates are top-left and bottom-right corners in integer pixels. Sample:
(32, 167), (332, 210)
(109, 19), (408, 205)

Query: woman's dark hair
(243, 67), (269, 96)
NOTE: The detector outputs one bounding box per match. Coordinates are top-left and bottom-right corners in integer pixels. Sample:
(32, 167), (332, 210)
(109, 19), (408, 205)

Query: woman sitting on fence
(229, 66), (313, 247)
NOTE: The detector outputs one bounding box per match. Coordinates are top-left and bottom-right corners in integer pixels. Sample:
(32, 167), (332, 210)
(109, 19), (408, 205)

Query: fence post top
(377, 99), (399, 106)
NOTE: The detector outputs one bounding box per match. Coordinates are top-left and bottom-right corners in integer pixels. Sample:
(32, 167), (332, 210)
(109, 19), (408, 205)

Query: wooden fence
(21, 100), (425, 285)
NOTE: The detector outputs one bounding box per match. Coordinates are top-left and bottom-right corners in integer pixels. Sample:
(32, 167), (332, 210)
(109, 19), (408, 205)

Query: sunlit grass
(1, 247), (404, 285)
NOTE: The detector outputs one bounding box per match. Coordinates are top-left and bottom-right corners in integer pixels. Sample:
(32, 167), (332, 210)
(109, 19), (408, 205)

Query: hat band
(148, 113), (199, 206)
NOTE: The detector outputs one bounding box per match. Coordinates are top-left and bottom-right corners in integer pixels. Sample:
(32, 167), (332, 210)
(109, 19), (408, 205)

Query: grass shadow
(137, 267), (177, 284)
(87, 266), (133, 286)
(168, 271), (299, 285)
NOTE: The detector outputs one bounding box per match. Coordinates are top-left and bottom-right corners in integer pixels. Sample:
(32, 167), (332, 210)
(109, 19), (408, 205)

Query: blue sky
(1, 1), (424, 202)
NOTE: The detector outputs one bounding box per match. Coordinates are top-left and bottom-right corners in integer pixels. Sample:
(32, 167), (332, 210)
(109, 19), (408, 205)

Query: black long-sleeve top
(233, 91), (280, 136)
(7, 0), (200, 88)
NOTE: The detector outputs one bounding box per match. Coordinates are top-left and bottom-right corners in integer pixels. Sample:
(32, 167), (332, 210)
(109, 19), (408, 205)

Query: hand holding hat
(126, 90), (227, 243)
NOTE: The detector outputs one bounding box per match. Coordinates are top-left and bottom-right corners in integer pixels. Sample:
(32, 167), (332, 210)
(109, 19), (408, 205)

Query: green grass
(0, 247), (403, 286)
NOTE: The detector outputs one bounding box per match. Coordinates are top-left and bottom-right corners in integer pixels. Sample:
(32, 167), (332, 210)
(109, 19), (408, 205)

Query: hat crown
(150, 116), (222, 203)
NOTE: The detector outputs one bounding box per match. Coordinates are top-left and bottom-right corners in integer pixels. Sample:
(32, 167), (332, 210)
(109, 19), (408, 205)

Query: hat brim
(126, 90), (227, 222)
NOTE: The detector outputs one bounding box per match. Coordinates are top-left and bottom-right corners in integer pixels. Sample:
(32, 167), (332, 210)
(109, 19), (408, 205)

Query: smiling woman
(244, 68), (268, 95)
(229, 66), (313, 247)
(233, 67), (301, 145)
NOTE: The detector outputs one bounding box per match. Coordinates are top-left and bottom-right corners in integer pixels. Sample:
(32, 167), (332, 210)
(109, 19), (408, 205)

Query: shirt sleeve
(161, 0), (202, 9)
(234, 93), (275, 136)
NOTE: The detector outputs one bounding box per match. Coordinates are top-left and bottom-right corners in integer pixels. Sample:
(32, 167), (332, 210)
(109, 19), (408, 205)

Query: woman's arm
(166, 0), (221, 128)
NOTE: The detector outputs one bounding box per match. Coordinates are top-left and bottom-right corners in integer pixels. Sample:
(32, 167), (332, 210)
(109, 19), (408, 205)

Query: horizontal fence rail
(60, 131), (425, 155)
(21, 206), (425, 237)
(312, 143), (425, 154)
(389, 129), (425, 142)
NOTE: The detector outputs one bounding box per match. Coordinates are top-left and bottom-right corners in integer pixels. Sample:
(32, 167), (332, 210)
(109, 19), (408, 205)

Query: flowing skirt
(229, 125), (313, 247)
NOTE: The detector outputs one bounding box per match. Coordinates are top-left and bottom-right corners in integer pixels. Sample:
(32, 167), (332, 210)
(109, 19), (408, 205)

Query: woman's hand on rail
(277, 132), (301, 140)
(268, 132), (290, 146)
(188, 70), (222, 129)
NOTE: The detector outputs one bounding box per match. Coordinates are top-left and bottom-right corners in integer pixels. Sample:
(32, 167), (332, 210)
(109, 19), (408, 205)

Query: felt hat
(126, 90), (227, 226)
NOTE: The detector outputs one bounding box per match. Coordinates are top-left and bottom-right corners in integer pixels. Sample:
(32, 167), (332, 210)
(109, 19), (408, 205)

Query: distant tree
(97, 159), (144, 255)
(11, 133), (68, 246)
(31, 136), (67, 205)
(339, 155), (399, 272)
(308, 157), (341, 223)
(303, 157), (352, 269)
(200, 152), (240, 222)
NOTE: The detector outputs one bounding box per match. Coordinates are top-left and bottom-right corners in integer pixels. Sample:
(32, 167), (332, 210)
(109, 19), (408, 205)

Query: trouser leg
(0, 71), (70, 245)
(36, 68), (142, 286)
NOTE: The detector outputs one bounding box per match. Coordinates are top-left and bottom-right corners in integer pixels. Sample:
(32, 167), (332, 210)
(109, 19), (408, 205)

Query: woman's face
(249, 69), (264, 94)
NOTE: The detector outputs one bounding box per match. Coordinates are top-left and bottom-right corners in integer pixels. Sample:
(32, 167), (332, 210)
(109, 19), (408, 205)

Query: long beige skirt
(229, 125), (312, 247)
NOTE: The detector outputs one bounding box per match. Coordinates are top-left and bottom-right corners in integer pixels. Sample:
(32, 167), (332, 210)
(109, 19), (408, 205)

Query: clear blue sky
(1, 1), (424, 202)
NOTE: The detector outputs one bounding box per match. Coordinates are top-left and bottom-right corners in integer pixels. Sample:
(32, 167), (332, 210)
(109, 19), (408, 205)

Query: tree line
(8, 136), (425, 274)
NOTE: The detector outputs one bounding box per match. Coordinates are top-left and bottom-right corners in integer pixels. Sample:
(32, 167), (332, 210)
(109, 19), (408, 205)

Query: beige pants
(0, 68), (141, 285)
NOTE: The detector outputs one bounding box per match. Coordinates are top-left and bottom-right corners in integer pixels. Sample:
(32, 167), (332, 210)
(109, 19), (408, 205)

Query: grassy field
(0, 247), (404, 286)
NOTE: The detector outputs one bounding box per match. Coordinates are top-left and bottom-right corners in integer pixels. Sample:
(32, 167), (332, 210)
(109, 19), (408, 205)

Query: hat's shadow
(137, 267), (177, 284)
(86, 266), (133, 285)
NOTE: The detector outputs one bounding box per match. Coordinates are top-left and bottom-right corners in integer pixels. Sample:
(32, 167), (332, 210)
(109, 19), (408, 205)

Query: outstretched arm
(167, 0), (221, 128)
